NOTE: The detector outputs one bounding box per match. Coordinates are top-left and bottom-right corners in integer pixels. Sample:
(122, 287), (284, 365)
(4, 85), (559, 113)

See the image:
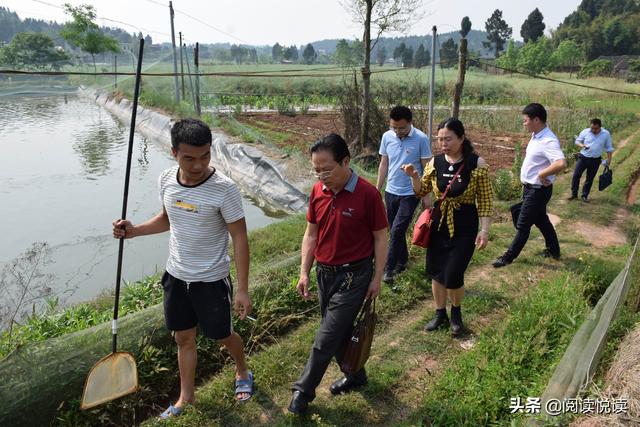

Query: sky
(3, 0), (582, 46)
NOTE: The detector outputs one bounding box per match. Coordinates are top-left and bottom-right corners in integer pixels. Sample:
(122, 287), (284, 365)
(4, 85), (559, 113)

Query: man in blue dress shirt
(569, 118), (614, 202)
(376, 106), (432, 284)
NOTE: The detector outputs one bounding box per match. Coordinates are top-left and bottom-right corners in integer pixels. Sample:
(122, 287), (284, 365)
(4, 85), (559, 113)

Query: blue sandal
(235, 371), (254, 402)
(159, 404), (184, 419)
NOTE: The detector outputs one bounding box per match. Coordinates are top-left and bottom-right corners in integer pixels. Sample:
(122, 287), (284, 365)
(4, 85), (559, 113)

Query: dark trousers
(571, 155), (601, 198)
(384, 192), (420, 271)
(292, 259), (372, 399)
(505, 185), (560, 260)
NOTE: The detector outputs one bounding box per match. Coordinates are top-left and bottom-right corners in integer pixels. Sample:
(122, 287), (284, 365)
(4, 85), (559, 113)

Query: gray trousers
(292, 258), (372, 399)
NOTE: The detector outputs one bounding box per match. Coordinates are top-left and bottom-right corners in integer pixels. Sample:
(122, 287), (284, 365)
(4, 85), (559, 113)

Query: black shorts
(161, 271), (234, 340)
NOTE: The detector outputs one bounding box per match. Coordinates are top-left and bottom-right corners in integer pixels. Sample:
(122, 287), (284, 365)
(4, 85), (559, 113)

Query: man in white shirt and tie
(569, 118), (614, 202)
(493, 103), (567, 268)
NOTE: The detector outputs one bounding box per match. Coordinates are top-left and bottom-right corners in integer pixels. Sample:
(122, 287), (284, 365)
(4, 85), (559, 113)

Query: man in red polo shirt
(288, 133), (388, 415)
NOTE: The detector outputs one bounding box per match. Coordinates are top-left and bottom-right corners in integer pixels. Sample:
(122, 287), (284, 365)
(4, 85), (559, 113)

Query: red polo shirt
(307, 172), (388, 265)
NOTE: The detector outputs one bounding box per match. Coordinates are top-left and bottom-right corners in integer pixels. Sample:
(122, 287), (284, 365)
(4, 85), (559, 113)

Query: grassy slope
(148, 129), (640, 426)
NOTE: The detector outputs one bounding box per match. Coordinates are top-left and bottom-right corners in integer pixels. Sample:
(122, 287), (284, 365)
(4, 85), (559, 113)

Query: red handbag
(412, 163), (464, 248)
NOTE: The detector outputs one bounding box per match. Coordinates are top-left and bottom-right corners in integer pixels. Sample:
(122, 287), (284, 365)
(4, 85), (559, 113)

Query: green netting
(0, 304), (168, 426)
(535, 235), (640, 420)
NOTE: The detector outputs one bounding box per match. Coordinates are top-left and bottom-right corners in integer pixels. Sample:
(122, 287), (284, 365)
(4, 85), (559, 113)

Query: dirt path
(614, 128), (640, 154)
(627, 169), (640, 205)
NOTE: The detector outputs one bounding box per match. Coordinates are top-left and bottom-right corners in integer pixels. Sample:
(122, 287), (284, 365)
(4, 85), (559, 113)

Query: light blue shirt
(576, 128), (613, 158)
(379, 125), (431, 196)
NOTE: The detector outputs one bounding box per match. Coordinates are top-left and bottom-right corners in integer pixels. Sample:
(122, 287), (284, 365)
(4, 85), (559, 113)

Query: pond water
(0, 94), (282, 307)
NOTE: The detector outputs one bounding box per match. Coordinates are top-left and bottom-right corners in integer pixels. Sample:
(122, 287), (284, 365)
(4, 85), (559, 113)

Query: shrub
(493, 168), (522, 201)
(626, 59), (640, 83)
(577, 59), (613, 78)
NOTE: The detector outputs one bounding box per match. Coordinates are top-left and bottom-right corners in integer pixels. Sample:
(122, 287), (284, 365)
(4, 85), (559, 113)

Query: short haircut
(310, 133), (350, 163)
(590, 118), (602, 127)
(522, 103), (547, 123)
(389, 105), (412, 122)
(170, 118), (212, 150)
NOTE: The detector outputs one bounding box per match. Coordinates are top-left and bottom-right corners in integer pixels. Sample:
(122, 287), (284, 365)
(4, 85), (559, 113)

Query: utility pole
(427, 26), (437, 141)
(179, 31), (185, 100)
(183, 44), (197, 113)
(194, 42), (201, 116)
(452, 37), (468, 119)
(169, 1), (180, 103)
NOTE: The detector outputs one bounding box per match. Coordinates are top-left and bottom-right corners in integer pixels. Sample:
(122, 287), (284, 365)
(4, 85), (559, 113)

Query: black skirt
(426, 204), (478, 289)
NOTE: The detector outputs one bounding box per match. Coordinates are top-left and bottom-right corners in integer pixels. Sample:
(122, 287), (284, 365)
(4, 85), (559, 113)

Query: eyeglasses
(311, 162), (340, 179)
(390, 125), (411, 134)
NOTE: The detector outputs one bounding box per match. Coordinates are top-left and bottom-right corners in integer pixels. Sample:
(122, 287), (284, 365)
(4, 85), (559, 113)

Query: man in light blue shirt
(376, 106), (431, 284)
(570, 118), (614, 202)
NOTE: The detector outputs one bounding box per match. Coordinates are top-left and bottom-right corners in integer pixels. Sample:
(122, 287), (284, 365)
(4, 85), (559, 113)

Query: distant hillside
(0, 7), (144, 45)
(553, 0), (640, 59)
(311, 30), (494, 60)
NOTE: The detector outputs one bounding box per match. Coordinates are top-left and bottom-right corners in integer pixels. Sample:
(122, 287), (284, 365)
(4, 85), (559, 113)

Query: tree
(335, 39), (353, 65)
(272, 42), (283, 62)
(452, 16), (472, 118)
(376, 45), (387, 66)
(230, 44), (248, 64)
(516, 36), (555, 74)
(248, 48), (258, 63)
(483, 9), (512, 58)
(551, 39), (584, 77)
(401, 45), (413, 67)
(283, 45), (298, 61)
(521, 8), (545, 43)
(342, 0), (423, 149)
(603, 18), (633, 55)
(460, 16), (472, 38)
(0, 7), (21, 43)
(439, 37), (458, 68)
(60, 3), (119, 72)
(144, 34), (153, 46)
(496, 39), (520, 72)
(0, 32), (69, 70)
(393, 42), (406, 61)
(303, 43), (316, 64)
(413, 43), (429, 67)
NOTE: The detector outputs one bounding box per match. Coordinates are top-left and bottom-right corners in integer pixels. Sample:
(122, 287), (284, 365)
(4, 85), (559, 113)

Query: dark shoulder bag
(340, 298), (377, 374)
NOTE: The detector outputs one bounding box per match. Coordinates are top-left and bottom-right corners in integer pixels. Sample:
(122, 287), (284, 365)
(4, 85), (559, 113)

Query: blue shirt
(576, 128), (613, 158)
(379, 126), (431, 196)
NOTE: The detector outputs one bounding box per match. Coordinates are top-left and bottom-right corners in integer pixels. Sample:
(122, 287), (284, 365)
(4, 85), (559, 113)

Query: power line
(140, 0), (249, 44)
(468, 59), (640, 97)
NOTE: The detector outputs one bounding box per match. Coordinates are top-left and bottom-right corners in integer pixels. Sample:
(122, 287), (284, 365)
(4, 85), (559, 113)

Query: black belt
(316, 257), (372, 273)
(523, 183), (543, 189)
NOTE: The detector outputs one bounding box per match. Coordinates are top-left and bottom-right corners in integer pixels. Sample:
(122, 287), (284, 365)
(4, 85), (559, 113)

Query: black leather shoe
(288, 391), (310, 414)
(492, 255), (512, 268)
(329, 376), (367, 395)
(450, 306), (464, 336)
(540, 249), (560, 260)
(567, 195), (577, 201)
(424, 309), (449, 331)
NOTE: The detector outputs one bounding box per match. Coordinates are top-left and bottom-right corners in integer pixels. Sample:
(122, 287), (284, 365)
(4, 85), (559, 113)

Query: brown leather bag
(340, 298), (377, 374)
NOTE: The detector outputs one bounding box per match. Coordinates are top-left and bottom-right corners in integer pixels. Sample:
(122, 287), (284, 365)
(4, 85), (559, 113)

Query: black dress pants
(505, 185), (560, 260)
(292, 258), (372, 399)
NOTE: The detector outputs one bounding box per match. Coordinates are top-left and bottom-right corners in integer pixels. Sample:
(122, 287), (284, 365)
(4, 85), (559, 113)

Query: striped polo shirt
(159, 165), (245, 282)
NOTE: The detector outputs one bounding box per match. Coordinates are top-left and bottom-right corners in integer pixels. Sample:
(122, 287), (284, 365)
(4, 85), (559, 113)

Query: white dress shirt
(520, 126), (565, 185)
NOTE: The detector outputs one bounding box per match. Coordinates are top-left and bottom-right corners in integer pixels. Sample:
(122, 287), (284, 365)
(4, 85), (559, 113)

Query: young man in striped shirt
(112, 118), (253, 418)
